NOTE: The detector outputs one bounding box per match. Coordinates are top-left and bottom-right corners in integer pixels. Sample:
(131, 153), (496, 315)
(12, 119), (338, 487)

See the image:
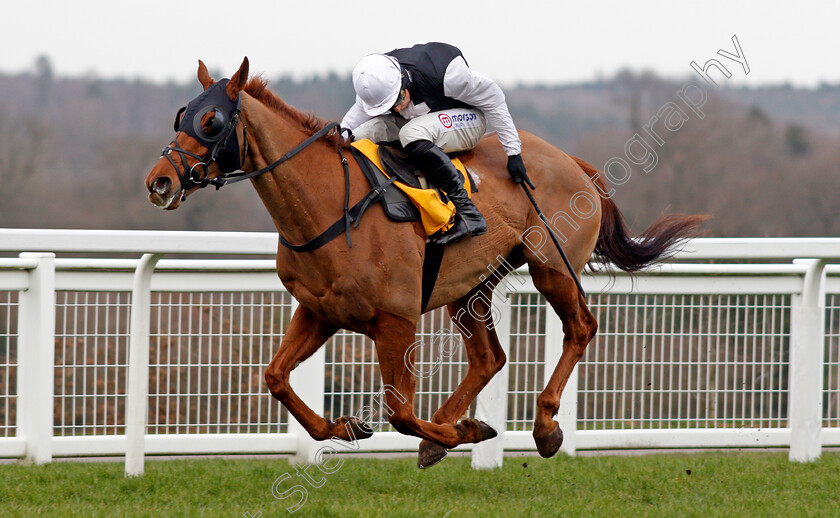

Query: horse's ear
(197, 60), (215, 90)
(227, 57), (249, 101)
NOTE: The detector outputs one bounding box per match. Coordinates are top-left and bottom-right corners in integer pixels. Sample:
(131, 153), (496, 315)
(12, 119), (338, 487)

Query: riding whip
(519, 182), (586, 298)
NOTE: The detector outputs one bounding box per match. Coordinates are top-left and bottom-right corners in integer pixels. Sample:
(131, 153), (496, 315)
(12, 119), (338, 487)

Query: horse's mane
(243, 77), (349, 149)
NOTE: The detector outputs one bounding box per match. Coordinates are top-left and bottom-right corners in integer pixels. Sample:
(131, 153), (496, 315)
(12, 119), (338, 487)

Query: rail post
(471, 287), (512, 469)
(17, 253), (56, 464)
(125, 253), (163, 477)
(789, 258), (827, 462)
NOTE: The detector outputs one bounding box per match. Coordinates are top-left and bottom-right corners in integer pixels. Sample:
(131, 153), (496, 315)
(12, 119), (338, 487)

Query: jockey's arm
(339, 101), (372, 138)
(442, 56), (522, 157)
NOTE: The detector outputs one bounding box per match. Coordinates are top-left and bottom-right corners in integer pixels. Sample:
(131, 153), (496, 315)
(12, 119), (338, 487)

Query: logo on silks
(439, 112), (481, 131)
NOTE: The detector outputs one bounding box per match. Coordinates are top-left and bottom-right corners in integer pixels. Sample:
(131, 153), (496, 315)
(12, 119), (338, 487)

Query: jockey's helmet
(352, 54), (403, 117)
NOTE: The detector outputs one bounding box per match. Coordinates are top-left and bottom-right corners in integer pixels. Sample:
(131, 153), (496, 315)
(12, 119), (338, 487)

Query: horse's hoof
(417, 440), (448, 469)
(456, 418), (498, 443)
(476, 420), (498, 442)
(335, 417), (373, 440)
(533, 423), (564, 458)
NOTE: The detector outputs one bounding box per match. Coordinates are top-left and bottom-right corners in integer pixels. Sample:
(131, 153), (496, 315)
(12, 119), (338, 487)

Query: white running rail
(0, 230), (839, 474)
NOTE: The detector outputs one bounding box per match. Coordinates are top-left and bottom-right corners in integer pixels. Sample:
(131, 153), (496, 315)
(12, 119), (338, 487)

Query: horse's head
(145, 57), (249, 209)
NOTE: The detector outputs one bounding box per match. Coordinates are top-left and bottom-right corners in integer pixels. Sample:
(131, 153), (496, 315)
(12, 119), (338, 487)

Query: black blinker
(207, 112), (227, 137)
(173, 106), (186, 132)
(193, 105), (230, 141)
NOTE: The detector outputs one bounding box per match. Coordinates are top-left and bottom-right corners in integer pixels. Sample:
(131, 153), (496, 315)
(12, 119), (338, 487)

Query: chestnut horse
(145, 58), (703, 467)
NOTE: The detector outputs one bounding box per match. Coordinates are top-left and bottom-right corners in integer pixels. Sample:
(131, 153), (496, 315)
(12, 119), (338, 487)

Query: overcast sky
(1, 0), (835, 88)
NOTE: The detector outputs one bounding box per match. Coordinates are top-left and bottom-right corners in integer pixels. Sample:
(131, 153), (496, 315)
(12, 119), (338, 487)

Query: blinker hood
(175, 78), (243, 173)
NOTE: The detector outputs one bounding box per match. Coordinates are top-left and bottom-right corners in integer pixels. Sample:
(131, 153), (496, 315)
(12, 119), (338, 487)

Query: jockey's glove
(506, 154), (536, 189)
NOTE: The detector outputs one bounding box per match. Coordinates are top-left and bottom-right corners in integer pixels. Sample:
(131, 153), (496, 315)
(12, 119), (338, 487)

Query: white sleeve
(340, 97), (373, 133)
(443, 56), (521, 156)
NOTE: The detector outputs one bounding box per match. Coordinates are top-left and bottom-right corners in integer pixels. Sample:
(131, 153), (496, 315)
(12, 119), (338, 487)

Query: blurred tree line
(1, 56), (839, 237)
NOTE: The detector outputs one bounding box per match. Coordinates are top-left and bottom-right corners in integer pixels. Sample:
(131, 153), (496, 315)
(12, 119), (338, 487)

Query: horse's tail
(571, 156), (707, 272)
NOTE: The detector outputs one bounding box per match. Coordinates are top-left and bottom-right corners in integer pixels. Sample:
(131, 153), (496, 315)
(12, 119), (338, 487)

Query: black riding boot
(405, 140), (487, 245)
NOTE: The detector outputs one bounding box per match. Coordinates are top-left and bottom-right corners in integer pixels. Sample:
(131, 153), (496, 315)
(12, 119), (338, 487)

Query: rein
(212, 122), (340, 188)
(220, 121), (395, 252)
(182, 117), (394, 252)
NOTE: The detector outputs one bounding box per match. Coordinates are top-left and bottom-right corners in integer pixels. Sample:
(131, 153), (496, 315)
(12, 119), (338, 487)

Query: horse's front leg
(264, 304), (372, 442)
(373, 311), (498, 452)
(417, 281), (507, 468)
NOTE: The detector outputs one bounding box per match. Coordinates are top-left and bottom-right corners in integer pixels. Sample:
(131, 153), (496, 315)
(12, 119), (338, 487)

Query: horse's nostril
(153, 177), (171, 195)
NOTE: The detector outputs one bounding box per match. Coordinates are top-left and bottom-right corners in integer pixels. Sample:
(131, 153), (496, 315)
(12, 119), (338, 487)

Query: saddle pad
(351, 139), (474, 236)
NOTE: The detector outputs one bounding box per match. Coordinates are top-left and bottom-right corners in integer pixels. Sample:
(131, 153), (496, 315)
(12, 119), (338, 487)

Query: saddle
(377, 144), (427, 190)
(350, 139), (477, 237)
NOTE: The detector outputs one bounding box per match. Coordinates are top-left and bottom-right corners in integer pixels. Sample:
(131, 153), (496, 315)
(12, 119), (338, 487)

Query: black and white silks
(341, 42), (522, 156)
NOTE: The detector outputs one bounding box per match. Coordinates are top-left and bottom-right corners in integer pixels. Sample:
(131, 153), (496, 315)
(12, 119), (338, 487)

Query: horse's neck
(241, 99), (343, 244)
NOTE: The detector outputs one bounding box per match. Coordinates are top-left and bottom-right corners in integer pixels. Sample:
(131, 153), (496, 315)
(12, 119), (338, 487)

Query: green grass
(1, 452), (839, 517)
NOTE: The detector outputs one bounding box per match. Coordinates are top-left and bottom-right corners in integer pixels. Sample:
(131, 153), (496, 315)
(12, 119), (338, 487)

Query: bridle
(161, 78), (347, 202)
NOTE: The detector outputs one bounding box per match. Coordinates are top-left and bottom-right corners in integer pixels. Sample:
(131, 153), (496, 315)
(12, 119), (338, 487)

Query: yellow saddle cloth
(350, 139), (472, 236)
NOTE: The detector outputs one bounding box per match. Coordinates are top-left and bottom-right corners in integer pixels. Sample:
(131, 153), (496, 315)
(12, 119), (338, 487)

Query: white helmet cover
(352, 54), (403, 117)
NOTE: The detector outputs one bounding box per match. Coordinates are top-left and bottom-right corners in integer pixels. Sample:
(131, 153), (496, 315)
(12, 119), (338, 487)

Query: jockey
(340, 42), (532, 245)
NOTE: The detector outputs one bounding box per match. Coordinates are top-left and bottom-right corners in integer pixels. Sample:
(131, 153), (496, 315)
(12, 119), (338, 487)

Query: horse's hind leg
(264, 305), (372, 442)
(372, 311), (498, 452)
(417, 281), (507, 468)
(530, 265), (597, 458)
